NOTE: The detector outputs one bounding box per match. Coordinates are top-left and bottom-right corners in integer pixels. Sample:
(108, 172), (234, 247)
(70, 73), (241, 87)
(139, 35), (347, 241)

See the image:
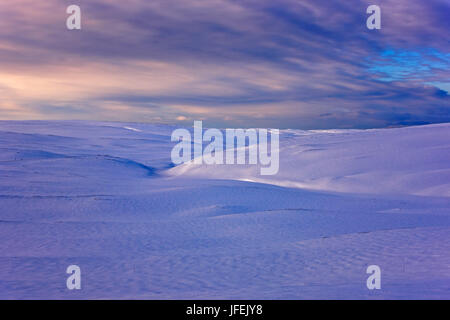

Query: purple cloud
(0, 0), (448, 128)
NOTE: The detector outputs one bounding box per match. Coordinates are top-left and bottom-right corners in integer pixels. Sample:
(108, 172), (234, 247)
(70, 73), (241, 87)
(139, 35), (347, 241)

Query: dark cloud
(0, 0), (448, 128)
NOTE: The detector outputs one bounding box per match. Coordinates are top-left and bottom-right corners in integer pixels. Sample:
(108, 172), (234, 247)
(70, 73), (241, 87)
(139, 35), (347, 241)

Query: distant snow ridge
(168, 123), (450, 197)
(123, 126), (142, 132)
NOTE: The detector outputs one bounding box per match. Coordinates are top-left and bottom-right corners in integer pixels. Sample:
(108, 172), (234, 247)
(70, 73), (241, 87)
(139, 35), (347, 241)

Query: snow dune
(168, 123), (450, 197)
(0, 121), (449, 299)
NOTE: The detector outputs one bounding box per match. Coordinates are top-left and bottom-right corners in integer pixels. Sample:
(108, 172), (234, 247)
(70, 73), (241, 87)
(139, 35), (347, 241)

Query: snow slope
(0, 121), (449, 299)
(168, 124), (450, 197)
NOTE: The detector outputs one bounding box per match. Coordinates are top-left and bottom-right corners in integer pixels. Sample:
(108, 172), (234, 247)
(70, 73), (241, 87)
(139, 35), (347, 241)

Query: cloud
(0, 0), (448, 128)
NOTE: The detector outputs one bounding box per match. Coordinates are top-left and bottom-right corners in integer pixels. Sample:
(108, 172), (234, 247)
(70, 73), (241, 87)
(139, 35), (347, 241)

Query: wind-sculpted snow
(169, 123), (450, 197)
(0, 121), (449, 299)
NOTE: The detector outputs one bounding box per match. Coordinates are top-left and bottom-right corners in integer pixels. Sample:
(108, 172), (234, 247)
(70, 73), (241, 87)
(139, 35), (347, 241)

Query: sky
(0, 0), (448, 129)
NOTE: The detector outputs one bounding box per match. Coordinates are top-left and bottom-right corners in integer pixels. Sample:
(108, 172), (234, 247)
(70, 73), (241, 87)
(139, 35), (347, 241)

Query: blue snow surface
(0, 120), (449, 299)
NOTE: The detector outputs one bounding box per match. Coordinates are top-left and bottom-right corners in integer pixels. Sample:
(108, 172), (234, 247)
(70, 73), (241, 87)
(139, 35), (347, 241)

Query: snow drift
(0, 121), (449, 299)
(168, 123), (450, 197)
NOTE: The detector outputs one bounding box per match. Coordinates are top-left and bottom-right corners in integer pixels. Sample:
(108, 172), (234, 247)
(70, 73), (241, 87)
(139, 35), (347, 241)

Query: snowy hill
(169, 123), (450, 197)
(0, 121), (449, 299)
